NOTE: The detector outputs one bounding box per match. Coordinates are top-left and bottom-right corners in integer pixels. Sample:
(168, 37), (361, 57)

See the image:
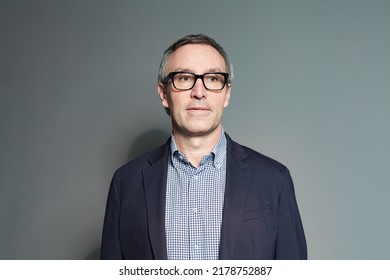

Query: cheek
(166, 95), (185, 114)
(174, 92), (190, 103)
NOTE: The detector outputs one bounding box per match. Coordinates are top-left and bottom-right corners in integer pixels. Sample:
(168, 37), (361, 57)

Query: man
(101, 34), (307, 260)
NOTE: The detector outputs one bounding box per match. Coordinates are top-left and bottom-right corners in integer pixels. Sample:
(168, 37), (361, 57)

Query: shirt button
(194, 245), (199, 250)
(193, 208), (197, 213)
(193, 175), (198, 180)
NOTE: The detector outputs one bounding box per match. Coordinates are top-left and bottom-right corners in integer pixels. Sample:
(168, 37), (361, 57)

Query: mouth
(187, 106), (210, 111)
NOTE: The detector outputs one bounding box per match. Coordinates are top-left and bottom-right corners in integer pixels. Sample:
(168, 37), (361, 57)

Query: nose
(190, 77), (207, 99)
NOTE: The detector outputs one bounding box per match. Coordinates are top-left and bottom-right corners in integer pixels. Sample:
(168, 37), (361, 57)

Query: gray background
(1, 0), (389, 259)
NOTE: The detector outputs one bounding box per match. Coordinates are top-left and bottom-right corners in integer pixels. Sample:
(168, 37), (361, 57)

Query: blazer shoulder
(227, 134), (290, 176)
(244, 145), (288, 171)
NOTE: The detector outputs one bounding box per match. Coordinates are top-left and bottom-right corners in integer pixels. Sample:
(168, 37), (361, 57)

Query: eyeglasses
(161, 72), (229, 91)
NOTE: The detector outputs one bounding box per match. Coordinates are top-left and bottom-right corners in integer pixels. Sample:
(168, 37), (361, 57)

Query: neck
(173, 127), (222, 167)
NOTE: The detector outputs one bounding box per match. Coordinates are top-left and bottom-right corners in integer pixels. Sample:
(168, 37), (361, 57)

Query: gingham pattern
(165, 132), (227, 260)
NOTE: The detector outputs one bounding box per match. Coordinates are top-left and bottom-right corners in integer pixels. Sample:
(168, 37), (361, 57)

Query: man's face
(158, 44), (231, 137)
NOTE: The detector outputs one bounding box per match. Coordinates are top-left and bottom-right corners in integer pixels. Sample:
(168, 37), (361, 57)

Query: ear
(223, 85), (232, 108)
(157, 83), (169, 109)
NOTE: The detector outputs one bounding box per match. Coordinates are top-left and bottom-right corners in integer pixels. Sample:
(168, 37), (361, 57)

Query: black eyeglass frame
(161, 71), (230, 91)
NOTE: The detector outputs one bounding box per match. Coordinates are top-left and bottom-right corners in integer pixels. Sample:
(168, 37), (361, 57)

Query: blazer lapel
(219, 134), (251, 259)
(142, 140), (170, 260)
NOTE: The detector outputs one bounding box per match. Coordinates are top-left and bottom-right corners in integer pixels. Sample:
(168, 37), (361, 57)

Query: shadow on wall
(127, 129), (170, 161)
(85, 129), (170, 259)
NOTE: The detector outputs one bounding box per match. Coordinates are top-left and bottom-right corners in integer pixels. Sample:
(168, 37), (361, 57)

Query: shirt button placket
(189, 170), (201, 259)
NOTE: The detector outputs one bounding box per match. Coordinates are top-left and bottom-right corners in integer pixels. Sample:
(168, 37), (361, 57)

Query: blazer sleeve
(275, 170), (307, 259)
(100, 174), (123, 259)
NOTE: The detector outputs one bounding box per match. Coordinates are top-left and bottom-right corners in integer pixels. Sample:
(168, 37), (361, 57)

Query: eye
(176, 73), (194, 82)
(205, 74), (221, 83)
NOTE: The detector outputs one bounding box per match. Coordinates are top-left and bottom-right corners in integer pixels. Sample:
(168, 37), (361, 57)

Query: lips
(187, 106), (210, 111)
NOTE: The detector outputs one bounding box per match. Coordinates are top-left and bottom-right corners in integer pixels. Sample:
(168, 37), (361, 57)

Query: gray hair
(158, 34), (234, 84)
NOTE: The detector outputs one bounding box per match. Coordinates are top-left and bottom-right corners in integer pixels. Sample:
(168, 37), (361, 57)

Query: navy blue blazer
(101, 134), (307, 259)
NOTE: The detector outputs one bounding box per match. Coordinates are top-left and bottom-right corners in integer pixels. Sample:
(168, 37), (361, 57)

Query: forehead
(167, 44), (226, 72)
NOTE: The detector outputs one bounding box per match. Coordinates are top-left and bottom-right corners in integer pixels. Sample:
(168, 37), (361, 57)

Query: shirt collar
(170, 128), (227, 169)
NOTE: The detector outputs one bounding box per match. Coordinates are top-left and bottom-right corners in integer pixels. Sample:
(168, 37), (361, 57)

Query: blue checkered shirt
(165, 132), (227, 260)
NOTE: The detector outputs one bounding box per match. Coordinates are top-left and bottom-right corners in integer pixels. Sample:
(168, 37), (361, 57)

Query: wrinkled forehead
(166, 44), (227, 73)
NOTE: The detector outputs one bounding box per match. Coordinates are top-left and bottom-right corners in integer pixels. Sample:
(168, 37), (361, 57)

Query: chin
(184, 125), (221, 137)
